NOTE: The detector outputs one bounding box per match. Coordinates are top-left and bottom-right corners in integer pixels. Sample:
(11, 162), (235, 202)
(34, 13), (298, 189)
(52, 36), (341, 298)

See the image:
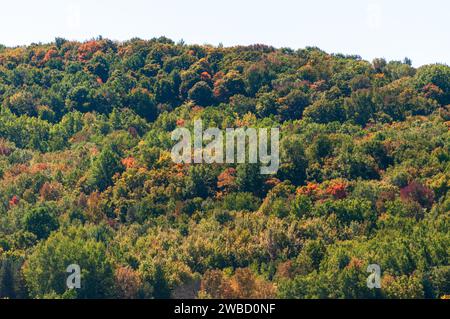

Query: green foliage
(415, 64), (450, 105)
(0, 39), (448, 300)
(87, 144), (124, 191)
(279, 135), (308, 185)
(23, 206), (59, 240)
(188, 81), (212, 106)
(127, 88), (158, 122)
(0, 255), (27, 299)
(23, 226), (115, 298)
(222, 192), (261, 211)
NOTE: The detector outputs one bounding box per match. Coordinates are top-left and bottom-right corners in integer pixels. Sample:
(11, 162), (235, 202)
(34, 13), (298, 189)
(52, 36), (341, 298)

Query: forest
(0, 36), (448, 299)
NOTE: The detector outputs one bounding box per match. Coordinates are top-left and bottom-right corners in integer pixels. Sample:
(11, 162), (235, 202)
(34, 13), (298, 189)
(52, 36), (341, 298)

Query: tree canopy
(0, 37), (448, 299)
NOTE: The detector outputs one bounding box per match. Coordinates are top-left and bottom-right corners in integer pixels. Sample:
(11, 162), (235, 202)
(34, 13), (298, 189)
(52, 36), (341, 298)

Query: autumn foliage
(0, 38), (448, 300)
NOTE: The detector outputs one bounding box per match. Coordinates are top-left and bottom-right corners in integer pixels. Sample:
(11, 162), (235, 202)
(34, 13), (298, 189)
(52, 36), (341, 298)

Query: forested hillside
(0, 37), (449, 299)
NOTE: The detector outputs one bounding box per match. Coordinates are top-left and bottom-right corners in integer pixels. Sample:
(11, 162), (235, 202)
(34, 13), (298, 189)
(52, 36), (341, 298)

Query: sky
(0, 0), (448, 66)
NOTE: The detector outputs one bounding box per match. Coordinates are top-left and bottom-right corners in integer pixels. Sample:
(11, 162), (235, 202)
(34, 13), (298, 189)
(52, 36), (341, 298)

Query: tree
(140, 263), (171, 299)
(213, 71), (246, 102)
(185, 165), (217, 199)
(88, 144), (124, 191)
(66, 86), (93, 112)
(23, 226), (115, 298)
(127, 88), (158, 122)
(278, 135), (308, 185)
(279, 90), (310, 121)
(344, 89), (376, 126)
(0, 256), (26, 299)
(236, 163), (265, 196)
(0, 258), (16, 298)
(55, 37), (67, 49)
(4, 91), (37, 116)
(23, 206), (59, 240)
(400, 181), (434, 210)
(303, 98), (346, 124)
(244, 63), (272, 96)
(88, 53), (110, 83)
(115, 266), (143, 299)
(307, 134), (333, 163)
(199, 268), (275, 299)
(188, 81), (212, 106)
(415, 64), (450, 105)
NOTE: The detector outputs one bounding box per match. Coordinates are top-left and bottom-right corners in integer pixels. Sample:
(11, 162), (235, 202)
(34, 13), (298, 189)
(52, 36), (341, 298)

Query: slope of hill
(0, 37), (449, 299)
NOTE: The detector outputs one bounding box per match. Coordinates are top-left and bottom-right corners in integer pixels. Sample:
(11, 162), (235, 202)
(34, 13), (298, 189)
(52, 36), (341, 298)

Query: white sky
(0, 0), (449, 66)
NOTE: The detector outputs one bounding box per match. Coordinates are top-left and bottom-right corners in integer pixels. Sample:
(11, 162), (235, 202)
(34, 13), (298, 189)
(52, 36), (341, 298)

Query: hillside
(0, 37), (449, 299)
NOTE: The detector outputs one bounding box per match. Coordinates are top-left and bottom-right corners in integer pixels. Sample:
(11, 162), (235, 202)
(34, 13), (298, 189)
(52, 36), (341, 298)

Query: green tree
(0, 256), (26, 299)
(236, 163), (265, 196)
(415, 64), (450, 105)
(88, 144), (124, 191)
(279, 90), (310, 121)
(23, 206), (59, 240)
(127, 88), (158, 122)
(303, 98), (346, 124)
(188, 81), (212, 106)
(23, 226), (115, 299)
(278, 135), (308, 185)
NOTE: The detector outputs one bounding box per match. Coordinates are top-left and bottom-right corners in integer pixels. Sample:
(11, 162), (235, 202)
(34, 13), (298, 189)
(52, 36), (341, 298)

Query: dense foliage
(0, 37), (449, 299)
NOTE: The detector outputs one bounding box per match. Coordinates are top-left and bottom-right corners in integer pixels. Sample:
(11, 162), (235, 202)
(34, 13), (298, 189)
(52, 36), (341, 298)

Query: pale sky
(0, 0), (449, 66)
